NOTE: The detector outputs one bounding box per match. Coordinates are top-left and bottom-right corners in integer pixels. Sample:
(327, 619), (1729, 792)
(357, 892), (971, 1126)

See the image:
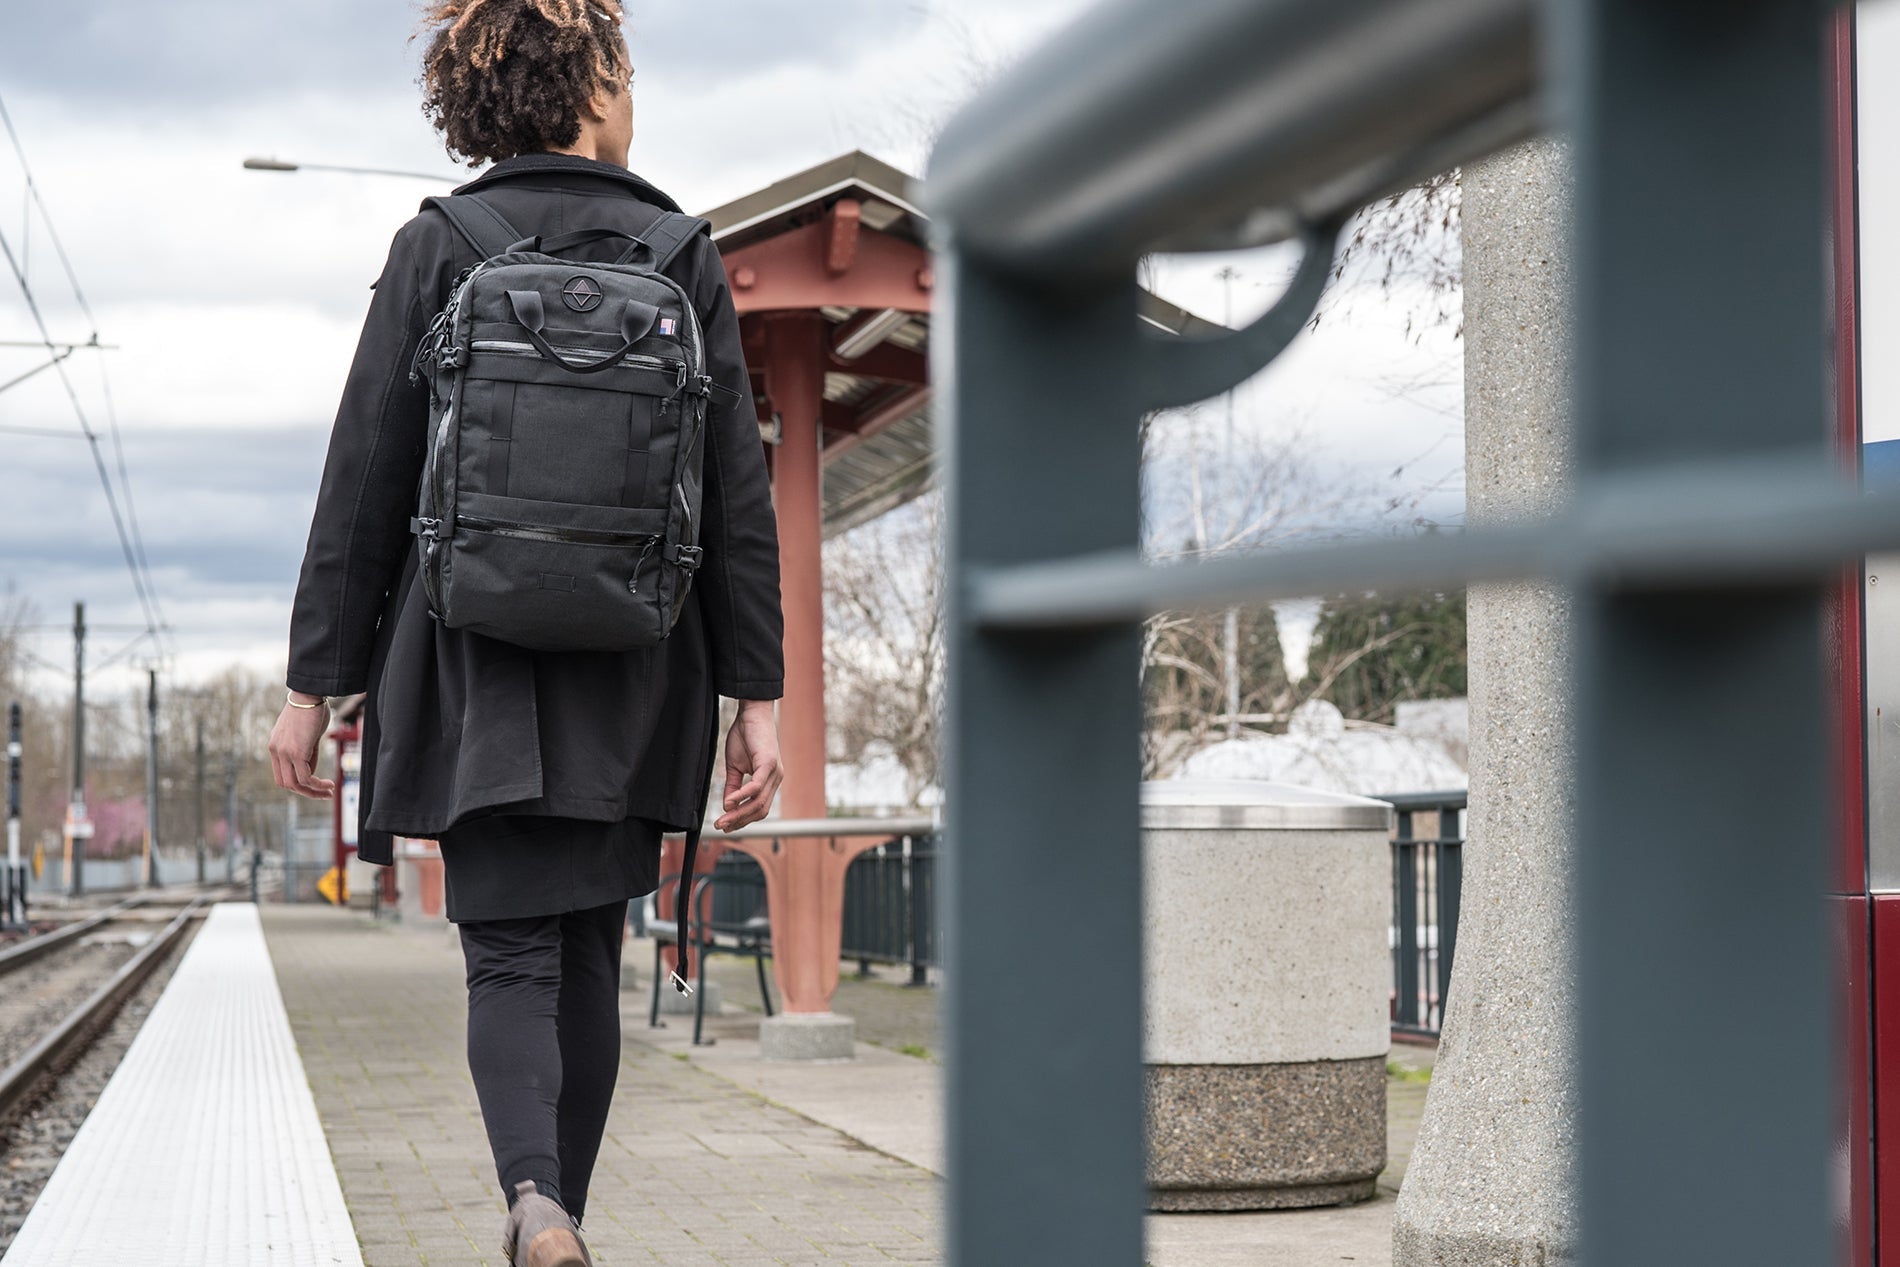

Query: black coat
(287, 154), (785, 865)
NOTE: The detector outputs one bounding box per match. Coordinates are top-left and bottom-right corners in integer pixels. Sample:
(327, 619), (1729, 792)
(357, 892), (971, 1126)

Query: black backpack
(407, 193), (735, 652)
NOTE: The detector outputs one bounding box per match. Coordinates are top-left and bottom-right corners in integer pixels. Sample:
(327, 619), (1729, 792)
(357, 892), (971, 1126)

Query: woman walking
(268, 3), (785, 1262)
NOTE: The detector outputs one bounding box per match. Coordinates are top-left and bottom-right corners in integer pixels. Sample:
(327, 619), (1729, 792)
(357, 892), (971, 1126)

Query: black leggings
(459, 899), (628, 1224)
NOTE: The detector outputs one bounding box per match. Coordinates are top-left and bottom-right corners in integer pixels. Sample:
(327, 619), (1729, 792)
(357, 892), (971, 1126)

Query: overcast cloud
(0, 0), (1467, 700)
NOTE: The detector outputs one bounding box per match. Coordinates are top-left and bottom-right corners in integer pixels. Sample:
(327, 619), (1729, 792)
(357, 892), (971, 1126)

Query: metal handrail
(662, 813), (938, 842)
(927, 0), (1537, 273)
(972, 450), (1900, 629)
(930, 0), (1847, 1259)
(1380, 789), (1469, 813)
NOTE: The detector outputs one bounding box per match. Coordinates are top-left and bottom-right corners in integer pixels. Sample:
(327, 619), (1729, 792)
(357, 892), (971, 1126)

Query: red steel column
(1828, 13), (1874, 1265)
(763, 313), (833, 1014)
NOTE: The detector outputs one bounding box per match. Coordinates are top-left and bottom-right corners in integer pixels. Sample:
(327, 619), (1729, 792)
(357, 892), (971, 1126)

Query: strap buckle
(438, 346), (468, 370)
(411, 516), (442, 541)
(666, 543), (704, 570)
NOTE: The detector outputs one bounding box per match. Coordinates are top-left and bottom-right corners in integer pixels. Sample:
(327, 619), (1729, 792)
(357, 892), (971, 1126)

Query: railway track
(0, 892), (238, 1251)
(0, 892), (228, 1126)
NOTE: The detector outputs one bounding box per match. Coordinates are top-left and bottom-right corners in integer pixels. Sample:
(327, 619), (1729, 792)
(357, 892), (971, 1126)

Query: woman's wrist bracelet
(285, 691), (328, 710)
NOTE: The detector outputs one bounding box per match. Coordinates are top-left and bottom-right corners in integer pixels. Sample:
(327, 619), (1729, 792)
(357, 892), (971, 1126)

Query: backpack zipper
(629, 535), (661, 594)
(457, 513), (659, 549)
(469, 338), (684, 382)
(456, 514), (663, 597)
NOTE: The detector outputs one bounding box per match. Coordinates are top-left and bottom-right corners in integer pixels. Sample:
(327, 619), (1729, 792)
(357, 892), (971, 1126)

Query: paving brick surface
(649, 944), (940, 1062)
(264, 906), (939, 1267)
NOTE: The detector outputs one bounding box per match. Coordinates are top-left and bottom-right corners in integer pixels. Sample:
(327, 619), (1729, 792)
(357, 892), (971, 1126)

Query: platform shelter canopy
(700, 151), (1221, 537)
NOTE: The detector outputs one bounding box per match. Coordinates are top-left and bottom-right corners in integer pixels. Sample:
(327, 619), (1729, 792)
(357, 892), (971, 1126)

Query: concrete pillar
(1393, 139), (1579, 1264)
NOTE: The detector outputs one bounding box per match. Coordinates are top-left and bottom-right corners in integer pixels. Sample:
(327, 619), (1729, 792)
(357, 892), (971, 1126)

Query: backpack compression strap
(420, 193), (525, 260)
(670, 704), (723, 995)
(424, 194), (709, 274)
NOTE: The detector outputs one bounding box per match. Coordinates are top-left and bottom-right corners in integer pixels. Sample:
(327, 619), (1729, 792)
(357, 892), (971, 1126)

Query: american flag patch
(659, 317), (677, 337)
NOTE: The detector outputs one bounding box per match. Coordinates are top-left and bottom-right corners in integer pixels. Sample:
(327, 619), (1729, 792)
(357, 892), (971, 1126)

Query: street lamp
(242, 156), (456, 183)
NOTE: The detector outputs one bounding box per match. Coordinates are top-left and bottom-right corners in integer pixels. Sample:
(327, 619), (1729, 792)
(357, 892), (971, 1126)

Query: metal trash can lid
(1140, 779), (1393, 831)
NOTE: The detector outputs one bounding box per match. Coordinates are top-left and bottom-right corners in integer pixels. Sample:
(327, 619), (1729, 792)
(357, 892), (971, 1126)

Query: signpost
(6, 703), (23, 927)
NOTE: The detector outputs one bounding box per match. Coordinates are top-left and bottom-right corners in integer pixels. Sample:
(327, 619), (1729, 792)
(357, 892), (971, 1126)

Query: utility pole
(1216, 266), (1242, 741)
(224, 753), (238, 885)
(194, 716), (206, 886)
(7, 702), (23, 927)
(144, 668), (160, 888)
(67, 601), (85, 896)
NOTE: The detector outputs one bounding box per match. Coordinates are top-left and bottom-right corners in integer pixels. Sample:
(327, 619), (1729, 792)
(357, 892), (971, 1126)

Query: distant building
(1173, 699), (1467, 797)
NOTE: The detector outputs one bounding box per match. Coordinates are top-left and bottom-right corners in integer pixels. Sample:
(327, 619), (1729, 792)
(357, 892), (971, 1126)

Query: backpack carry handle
(505, 227), (652, 266)
(507, 290), (666, 375)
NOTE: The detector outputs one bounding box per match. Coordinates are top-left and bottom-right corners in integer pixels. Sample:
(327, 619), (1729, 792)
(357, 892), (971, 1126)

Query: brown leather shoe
(569, 1216), (596, 1267)
(500, 1181), (586, 1267)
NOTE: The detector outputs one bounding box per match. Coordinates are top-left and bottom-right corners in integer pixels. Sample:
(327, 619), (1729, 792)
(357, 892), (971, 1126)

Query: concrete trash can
(1141, 778), (1392, 1210)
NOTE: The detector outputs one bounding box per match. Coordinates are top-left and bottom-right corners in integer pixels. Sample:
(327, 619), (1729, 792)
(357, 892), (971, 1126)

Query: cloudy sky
(0, 0), (1465, 700)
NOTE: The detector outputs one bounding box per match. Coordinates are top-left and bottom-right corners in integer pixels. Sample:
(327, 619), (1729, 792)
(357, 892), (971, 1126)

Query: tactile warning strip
(3, 902), (364, 1265)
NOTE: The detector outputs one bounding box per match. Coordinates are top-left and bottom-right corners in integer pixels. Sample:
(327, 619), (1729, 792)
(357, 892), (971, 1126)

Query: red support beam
(722, 219), (932, 316)
(827, 199), (862, 275)
(823, 388), (933, 461)
(819, 386), (932, 441)
(826, 340), (927, 388)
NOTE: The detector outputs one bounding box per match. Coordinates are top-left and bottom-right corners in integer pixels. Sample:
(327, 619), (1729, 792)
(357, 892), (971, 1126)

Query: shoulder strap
(420, 193), (525, 260)
(639, 212), (712, 273)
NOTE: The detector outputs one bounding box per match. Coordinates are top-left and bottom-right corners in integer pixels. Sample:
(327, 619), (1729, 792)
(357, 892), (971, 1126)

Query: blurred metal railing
(930, 1), (1859, 1262)
(1384, 790), (1466, 1039)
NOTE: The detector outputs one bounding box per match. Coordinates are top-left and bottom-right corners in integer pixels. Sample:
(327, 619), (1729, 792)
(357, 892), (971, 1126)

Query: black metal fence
(706, 849), (771, 930)
(677, 815), (941, 980)
(1384, 790), (1465, 1039)
(840, 831), (940, 984)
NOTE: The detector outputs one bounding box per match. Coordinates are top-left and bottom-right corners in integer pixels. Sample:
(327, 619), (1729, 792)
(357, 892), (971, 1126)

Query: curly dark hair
(416, 0), (630, 166)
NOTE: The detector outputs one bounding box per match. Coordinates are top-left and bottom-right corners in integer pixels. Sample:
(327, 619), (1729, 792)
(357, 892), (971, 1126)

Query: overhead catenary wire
(0, 89), (168, 654)
(0, 222), (162, 640)
(91, 630), (155, 672)
(0, 97), (155, 602)
(0, 422), (86, 440)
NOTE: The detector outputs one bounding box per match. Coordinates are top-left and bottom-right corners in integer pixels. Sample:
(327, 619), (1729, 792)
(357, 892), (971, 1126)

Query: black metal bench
(645, 849), (775, 1045)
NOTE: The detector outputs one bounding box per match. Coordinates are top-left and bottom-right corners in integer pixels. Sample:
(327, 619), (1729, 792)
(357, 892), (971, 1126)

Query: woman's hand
(269, 693), (337, 799)
(715, 699), (782, 832)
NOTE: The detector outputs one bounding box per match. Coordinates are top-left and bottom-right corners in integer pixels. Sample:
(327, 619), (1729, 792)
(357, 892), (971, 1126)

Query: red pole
(333, 721), (358, 903)
(1826, 11), (1874, 1265)
(761, 313), (835, 1013)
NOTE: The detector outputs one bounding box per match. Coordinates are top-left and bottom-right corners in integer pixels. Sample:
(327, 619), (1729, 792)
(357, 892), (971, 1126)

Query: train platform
(2, 899), (1417, 1265)
(4, 902), (362, 1266)
(264, 905), (939, 1267)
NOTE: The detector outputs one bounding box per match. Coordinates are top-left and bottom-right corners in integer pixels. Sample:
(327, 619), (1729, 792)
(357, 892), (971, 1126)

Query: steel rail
(926, 0), (1537, 275)
(0, 898), (203, 1125)
(971, 452), (1887, 628)
(0, 897), (144, 976)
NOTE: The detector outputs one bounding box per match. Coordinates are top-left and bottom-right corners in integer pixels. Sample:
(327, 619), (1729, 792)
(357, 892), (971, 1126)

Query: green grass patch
(1386, 1060), (1433, 1084)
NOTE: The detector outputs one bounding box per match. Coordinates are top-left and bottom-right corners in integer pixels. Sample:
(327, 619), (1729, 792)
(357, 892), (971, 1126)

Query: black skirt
(436, 811), (665, 924)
